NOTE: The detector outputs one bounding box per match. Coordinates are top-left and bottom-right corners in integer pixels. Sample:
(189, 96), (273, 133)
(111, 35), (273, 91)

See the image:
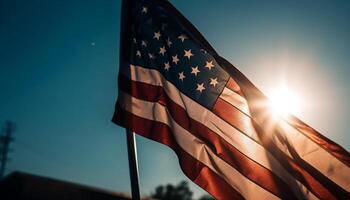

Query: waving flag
(113, 0), (350, 199)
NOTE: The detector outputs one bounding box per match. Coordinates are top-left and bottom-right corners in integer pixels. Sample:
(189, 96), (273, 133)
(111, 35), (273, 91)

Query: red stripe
(212, 98), (251, 134)
(118, 75), (300, 199)
(213, 97), (347, 199)
(226, 66), (350, 168)
(218, 57), (349, 184)
(226, 78), (244, 97)
(287, 115), (350, 167)
(113, 105), (244, 200)
(228, 73), (350, 168)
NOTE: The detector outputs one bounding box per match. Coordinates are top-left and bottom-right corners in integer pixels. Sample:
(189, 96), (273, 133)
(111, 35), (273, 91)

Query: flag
(113, 0), (350, 199)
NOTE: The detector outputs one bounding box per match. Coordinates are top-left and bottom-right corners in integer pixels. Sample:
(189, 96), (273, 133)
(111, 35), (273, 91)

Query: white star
(184, 49), (194, 59)
(205, 60), (215, 70)
(141, 6), (148, 14)
(196, 83), (205, 93)
(166, 38), (172, 47)
(172, 55), (179, 64)
(148, 53), (155, 59)
(209, 77), (218, 87)
(178, 34), (188, 42)
(136, 50), (141, 57)
(153, 31), (161, 40)
(159, 46), (166, 55)
(191, 66), (200, 76)
(164, 62), (171, 71)
(178, 71), (186, 81)
(141, 40), (147, 47)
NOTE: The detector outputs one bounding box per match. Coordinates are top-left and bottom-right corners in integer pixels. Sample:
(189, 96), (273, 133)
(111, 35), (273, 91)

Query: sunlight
(268, 86), (301, 118)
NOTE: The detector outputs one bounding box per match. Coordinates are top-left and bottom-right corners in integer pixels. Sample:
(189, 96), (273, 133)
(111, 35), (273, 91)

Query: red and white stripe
(217, 80), (349, 183)
(115, 64), (350, 200)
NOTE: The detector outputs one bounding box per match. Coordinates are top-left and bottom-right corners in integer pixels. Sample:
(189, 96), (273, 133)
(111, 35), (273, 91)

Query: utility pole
(0, 121), (15, 179)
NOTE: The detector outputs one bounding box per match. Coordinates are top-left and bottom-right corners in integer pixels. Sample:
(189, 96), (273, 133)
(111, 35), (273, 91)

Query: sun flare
(269, 87), (301, 117)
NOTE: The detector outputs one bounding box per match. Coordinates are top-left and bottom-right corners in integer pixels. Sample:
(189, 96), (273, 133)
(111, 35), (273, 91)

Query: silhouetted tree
(151, 181), (193, 200)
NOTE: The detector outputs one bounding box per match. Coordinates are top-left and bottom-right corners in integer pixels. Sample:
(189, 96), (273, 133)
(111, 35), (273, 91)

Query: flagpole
(126, 130), (141, 200)
(119, 0), (141, 197)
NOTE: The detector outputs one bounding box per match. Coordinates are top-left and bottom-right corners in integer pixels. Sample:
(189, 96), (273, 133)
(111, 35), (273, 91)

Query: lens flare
(269, 87), (301, 118)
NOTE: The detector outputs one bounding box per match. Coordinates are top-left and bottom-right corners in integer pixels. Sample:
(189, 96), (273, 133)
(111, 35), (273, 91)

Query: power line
(0, 121), (15, 179)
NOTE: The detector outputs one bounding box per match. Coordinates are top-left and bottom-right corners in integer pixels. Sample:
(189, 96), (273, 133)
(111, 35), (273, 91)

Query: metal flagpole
(126, 130), (141, 200)
(119, 0), (141, 198)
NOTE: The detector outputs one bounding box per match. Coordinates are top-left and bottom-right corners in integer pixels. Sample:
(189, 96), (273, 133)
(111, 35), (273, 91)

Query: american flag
(113, 0), (350, 199)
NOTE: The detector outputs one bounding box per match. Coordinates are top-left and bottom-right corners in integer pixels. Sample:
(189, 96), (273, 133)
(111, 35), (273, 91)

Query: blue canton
(126, 0), (230, 109)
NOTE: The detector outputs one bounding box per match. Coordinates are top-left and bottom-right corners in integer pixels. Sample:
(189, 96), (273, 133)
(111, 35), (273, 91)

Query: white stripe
(220, 76), (350, 191)
(119, 91), (280, 200)
(220, 87), (250, 115)
(222, 87), (350, 191)
(275, 120), (350, 191)
(197, 67), (350, 191)
(124, 64), (319, 199)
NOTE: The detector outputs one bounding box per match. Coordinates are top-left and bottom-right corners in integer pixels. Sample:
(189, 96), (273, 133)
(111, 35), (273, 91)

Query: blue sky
(1, 0), (349, 198)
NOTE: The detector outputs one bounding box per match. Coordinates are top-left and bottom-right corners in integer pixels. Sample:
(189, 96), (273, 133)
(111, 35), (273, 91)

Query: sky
(0, 0), (349, 198)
